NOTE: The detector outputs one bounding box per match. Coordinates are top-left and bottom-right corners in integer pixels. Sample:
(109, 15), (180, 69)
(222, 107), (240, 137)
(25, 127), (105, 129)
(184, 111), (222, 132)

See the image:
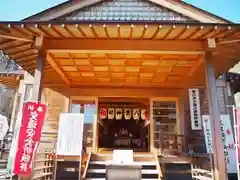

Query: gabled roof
(56, 0), (196, 22)
(23, 0), (231, 23)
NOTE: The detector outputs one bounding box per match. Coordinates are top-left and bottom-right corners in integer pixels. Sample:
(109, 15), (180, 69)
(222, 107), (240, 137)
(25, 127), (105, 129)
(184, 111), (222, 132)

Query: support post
(205, 51), (228, 180)
(9, 78), (21, 132)
(31, 51), (45, 102)
(178, 95), (186, 152)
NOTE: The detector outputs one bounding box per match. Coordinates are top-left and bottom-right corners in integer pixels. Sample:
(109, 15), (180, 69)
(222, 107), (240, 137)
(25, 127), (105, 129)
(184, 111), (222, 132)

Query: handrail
(82, 152), (92, 180)
(154, 152), (165, 180)
(190, 154), (214, 180)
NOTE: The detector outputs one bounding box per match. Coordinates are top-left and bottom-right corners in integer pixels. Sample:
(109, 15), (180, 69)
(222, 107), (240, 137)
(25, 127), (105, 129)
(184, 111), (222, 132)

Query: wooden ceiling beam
(45, 39), (204, 53)
(186, 56), (204, 78)
(48, 87), (185, 97)
(182, 56), (204, 85)
(46, 53), (71, 86)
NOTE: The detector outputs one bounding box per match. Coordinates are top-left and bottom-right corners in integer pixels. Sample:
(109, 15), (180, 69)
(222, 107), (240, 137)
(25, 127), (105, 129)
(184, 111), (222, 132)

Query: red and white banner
(235, 108), (240, 180)
(13, 102), (47, 176)
(236, 108), (240, 162)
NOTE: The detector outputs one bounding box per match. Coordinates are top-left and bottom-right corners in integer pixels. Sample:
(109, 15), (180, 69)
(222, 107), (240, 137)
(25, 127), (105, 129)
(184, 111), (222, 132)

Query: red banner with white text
(13, 102), (47, 176)
(236, 108), (240, 162)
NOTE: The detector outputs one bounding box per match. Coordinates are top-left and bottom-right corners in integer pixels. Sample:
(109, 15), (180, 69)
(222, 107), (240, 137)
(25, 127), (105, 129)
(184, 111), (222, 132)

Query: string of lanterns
(99, 108), (149, 121)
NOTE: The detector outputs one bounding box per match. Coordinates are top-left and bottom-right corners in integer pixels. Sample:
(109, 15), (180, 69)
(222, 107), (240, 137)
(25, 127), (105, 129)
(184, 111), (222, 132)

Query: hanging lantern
(108, 108), (115, 119)
(124, 109), (132, 120)
(115, 108), (122, 120)
(133, 109), (140, 120)
(145, 109), (149, 121)
(141, 109), (149, 120)
(99, 108), (107, 119)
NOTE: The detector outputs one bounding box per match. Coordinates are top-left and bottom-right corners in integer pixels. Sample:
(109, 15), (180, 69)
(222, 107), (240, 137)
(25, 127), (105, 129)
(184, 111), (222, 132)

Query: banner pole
(231, 105), (240, 180)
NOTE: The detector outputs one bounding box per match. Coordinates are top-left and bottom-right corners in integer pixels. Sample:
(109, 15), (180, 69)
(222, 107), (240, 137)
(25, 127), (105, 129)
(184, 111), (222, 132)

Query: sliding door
(70, 97), (98, 153)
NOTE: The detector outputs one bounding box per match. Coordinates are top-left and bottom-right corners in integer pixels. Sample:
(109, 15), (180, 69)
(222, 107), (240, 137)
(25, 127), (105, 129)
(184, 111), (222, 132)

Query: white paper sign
(202, 115), (213, 154)
(57, 113), (84, 156)
(189, 88), (202, 130)
(113, 150), (133, 164)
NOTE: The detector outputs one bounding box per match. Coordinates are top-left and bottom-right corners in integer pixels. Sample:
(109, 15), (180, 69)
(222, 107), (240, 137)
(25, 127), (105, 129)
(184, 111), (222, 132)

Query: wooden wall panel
(41, 88), (69, 133)
(186, 79), (230, 153)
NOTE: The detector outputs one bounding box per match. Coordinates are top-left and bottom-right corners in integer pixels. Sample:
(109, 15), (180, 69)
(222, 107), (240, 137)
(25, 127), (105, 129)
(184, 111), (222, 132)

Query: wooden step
(33, 172), (52, 179)
(158, 154), (192, 164)
(88, 169), (158, 174)
(90, 160), (157, 165)
(86, 179), (158, 180)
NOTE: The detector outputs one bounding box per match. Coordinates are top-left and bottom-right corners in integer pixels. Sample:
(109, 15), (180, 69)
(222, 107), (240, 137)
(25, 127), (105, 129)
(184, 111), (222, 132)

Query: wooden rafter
(46, 53), (71, 86)
(0, 26), (33, 42)
(89, 24), (98, 39)
(218, 39), (240, 45)
(186, 56), (204, 78)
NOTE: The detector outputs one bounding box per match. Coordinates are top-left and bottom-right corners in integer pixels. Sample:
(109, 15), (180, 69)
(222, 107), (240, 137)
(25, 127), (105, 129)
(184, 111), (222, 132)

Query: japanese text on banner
(13, 102), (46, 176)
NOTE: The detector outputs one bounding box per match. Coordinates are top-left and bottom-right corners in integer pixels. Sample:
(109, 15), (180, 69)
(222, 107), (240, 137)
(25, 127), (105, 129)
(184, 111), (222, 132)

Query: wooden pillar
(31, 51), (45, 102)
(204, 51), (227, 180)
(178, 95), (186, 152)
(9, 78), (21, 132)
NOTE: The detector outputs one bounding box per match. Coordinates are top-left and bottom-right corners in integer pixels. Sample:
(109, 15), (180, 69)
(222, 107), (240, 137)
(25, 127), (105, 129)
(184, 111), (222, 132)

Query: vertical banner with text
(220, 115), (237, 174)
(202, 115), (213, 154)
(189, 88), (202, 130)
(13, 102), (47, 176)
(236, 108), (240, 162)
(202, 114), (237, 174)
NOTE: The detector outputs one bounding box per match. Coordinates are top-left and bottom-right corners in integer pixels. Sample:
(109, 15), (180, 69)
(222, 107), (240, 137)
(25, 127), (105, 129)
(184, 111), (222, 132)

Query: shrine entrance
(97, 97), (150, 152)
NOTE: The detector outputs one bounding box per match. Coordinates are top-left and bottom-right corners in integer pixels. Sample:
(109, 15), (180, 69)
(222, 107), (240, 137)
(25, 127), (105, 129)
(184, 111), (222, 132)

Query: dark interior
(98, 97), (149, 151)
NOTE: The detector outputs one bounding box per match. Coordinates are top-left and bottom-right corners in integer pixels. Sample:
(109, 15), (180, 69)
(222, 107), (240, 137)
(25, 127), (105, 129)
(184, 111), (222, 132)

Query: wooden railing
(32, 132), (57, 180)
(191, 154), (214, 180)
(154, 152), (165, 180)
(187, 136), (206, 153)
(32, 149), (55, 180)
(82, 152), (92, 180)
(160, 133), (185, 154)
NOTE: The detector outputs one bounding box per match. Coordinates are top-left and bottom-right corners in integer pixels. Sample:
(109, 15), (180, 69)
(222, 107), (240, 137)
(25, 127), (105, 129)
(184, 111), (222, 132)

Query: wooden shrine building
(0, 0), (240, 180)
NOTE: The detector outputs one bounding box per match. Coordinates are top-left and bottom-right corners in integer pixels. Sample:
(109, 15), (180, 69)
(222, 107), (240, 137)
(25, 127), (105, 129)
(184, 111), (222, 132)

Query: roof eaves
(0, 20), (239, 26)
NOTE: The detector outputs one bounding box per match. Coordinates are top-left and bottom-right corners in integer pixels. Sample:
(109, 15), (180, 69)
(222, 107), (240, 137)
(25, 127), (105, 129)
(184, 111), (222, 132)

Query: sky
(0, 0), (239, 23)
